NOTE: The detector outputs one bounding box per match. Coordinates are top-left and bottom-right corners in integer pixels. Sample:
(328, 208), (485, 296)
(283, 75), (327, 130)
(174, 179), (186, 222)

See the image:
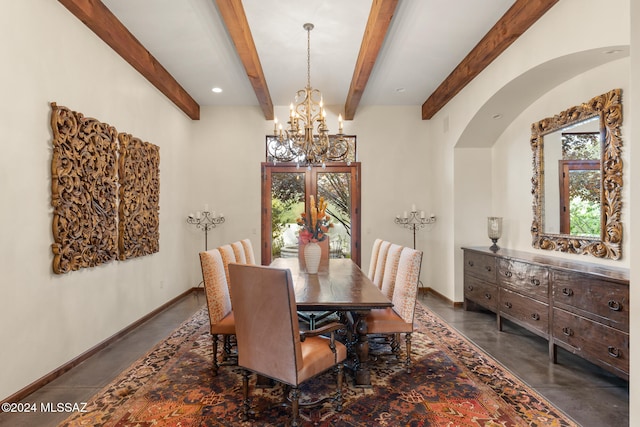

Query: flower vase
(304, 242), (322, 274)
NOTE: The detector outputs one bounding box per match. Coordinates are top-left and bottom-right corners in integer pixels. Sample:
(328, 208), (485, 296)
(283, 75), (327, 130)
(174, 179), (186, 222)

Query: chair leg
(241, 369), (251, 421)
(335, 363), (344, 412)
(212, 334), (219, 375)
(405, 332), (413, 373)
(290, 386), (301, 427)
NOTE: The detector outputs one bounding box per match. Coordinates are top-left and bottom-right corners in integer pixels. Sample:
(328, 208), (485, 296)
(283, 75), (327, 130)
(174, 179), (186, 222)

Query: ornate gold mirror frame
(531, 88), (623, 260)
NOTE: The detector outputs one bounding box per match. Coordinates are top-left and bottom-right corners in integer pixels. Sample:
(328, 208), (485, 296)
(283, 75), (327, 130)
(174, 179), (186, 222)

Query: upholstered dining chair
(228, 263), (347, 426)
(366, 247), (423, 372)
(231, 241), (247, 264)
(367, 238), (383, 280)
(217, 244), (236, 287)
(240, 238), (256, 264)
(380, 243), (403, 300)
(199, 248), (236, 376)
(372, 240), (392, 289)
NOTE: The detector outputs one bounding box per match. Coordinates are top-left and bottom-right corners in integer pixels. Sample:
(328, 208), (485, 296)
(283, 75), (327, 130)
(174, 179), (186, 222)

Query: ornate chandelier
(269, 23), (349, 165)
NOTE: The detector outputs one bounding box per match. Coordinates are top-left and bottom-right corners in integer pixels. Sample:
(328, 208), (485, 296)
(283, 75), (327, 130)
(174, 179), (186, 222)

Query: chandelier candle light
(186, 204), (225, 251)
(269, 23), (349, 165)
(395, 205), (436, 249)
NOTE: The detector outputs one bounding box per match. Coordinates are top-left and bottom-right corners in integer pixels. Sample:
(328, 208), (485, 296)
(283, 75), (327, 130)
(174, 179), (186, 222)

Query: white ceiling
(101, 0), (516, 109)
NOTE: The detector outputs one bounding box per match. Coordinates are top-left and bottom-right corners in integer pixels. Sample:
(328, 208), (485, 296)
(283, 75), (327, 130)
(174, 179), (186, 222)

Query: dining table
(270, 257), (393, 387)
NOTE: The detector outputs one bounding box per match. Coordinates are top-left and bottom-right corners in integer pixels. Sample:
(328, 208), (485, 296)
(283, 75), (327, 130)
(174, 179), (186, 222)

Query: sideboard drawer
(553, 271), (629, 332)
(497, 258), (549, 301)
(464, 275), (498, 311)
(464, 251), (496, 283)
(499, 287), (549, 335)
(553, 308), (629, 375)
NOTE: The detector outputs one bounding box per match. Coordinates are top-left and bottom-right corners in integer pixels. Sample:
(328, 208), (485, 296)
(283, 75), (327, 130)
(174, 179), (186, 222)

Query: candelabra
(187, 205), (225, 251)
(394, 206), (436, 249)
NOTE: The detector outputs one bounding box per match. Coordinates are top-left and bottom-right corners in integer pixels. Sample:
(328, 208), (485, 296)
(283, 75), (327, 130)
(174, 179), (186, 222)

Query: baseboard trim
(1, 287), (203, 405)
(419, 287), (464, 308)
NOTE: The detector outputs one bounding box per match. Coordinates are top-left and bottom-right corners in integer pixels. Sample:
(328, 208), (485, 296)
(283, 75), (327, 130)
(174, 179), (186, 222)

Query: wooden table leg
(352, 310), (372, 387)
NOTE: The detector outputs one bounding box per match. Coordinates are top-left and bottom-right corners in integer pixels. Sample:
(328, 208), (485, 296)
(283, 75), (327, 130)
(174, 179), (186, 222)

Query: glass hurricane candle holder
(487, 217), (503, 252)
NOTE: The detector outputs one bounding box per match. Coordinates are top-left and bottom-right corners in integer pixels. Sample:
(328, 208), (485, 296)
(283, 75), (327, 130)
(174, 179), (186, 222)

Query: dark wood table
(270, 257), (392, 386)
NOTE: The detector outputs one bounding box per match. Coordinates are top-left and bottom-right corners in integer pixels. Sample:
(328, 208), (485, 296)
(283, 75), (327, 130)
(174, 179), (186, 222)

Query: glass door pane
(317, 172), (352, 259)
(270, 171), (305, 260)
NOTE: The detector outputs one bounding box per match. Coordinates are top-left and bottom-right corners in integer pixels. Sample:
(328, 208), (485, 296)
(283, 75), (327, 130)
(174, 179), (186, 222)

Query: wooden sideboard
(462, 246), (629, 380)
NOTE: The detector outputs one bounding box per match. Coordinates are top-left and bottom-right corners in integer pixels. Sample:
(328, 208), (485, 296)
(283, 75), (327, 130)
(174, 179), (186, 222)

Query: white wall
(0, 2), (193, 399)
(426, 0), (630, 301)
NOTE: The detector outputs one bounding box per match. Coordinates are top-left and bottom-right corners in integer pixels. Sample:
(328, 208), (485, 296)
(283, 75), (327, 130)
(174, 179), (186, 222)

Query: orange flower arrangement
(297, 195), (333, 243)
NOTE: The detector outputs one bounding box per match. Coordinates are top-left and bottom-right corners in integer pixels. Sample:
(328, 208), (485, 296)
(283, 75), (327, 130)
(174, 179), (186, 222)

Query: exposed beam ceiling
(344, 0), (399, 120)
(421, 0), (559, 119)
(215, 0), (273, 119)
(58, 0), (200, 120)
(60, 0), (559, 123)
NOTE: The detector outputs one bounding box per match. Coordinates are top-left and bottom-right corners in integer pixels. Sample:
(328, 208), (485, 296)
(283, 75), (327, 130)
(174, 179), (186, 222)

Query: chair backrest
(391, 247), (423, 324)
(367, 239), (383, 279)
(372, 240), (392, 289)
(228, 263), (302, 386)
(380, 243), (403, 299)
(217, 244), (237, 286)
(199, 249), (232, 324)
(240, 238), (256, 264)
(231, 241), (247, 264)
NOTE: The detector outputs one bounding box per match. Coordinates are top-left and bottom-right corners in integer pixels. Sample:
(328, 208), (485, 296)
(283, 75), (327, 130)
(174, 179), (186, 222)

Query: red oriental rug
(58, 303), (578, 426)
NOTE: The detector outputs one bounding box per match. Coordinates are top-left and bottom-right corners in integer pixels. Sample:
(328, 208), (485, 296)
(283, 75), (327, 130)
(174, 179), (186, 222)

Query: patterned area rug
(59, 303), (578, 426)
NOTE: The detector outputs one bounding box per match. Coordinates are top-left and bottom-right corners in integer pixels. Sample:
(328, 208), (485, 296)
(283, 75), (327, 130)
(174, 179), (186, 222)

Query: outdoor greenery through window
(561, 132), (601, 236)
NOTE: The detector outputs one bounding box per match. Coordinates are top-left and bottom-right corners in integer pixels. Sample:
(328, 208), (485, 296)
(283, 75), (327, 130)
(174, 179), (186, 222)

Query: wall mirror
(530, 88), (623, 260)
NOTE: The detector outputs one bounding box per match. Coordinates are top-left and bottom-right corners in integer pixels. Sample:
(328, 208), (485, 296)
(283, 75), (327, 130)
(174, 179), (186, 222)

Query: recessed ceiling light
(492, 113), (502, 119)
(604, 49), (622, 55)
(211, 87), (223, 93)
(395, 87), (406, 93)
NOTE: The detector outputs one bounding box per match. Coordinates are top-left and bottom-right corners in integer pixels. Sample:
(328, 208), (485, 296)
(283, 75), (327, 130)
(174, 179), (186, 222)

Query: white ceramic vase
(304, 241), (322, 274)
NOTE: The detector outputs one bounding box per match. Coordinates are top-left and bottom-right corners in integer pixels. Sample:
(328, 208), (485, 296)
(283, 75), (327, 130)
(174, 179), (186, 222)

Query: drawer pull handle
(608, 346), (620, 358)
(485, 266), (492, 272)
(468, 260), (474, 267)
(531, 278), (540, 286)
(505, 271), (513, 278)
(608, 300), (622, 311)
(562, 327), (573, 336)
(467, 285), (474, 291)
(484, 293), (492, 300)
(531, 313), (540, 321)
(562, 288), (574, 297)
(504, 301), (512, 308)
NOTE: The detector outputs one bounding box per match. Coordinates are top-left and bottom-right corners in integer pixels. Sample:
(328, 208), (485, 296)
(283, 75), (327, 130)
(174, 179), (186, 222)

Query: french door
(261, 163), (361, 266)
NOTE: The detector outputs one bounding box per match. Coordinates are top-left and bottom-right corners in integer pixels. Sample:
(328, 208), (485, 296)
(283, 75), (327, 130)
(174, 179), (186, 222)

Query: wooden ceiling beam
(58, 0), (200, 120)
(421, 0), (559, 120)
(344, 0), (399, 120)
(215, 0), (274, 120)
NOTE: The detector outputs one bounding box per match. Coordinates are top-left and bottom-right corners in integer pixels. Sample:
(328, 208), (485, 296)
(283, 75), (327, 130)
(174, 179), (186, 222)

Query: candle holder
(394, 208), (436, 249)
(187, 208), (225, 251)
(487, 216), (503, 252)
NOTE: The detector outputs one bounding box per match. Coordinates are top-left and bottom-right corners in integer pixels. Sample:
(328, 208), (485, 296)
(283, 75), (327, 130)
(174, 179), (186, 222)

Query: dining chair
(367, 238), (383, 280)
(217, 244), (236, 287)
(199, 248), (236, 376)
(366, 247), (423, 372)
(240, 238), (256, 264)
(228, 263), (347, 426)
(231, 241), (247, 264)
(372, 240), (392, 289)
(379, 243), (403, 300)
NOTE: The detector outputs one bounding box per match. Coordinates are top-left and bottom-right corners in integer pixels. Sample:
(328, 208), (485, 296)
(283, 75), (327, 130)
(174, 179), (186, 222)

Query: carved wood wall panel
(50, 103), (119, 274)
(50, 103), (160, 273)
(118, 133), (160, 260)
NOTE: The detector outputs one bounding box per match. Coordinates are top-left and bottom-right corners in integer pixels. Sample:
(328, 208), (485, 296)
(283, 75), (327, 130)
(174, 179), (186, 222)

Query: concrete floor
(0, 290), (628, 426)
